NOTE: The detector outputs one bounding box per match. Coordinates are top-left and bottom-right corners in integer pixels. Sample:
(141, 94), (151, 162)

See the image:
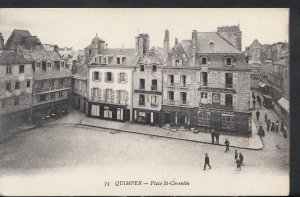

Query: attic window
(117, 57), (121, 64)
(140, 65), (144, 71)
(226, 57), (232, 66)
(201, 57), (207, 65)
(209, 40), (214, 49)
(152, 65), (157, 72)
(36, 61), (41, 68)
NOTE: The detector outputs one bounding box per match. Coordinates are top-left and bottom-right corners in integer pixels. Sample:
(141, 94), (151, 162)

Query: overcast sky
(0, 8), (289, 51)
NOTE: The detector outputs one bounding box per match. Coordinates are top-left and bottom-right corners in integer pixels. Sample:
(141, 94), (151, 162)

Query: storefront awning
(259, 82), (266, 87)
(278, 97), (290, 113)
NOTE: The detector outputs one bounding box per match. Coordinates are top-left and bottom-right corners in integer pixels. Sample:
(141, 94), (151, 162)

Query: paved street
(0, 118), (289, 195)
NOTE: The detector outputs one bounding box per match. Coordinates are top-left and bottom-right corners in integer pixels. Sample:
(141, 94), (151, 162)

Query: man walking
(203, 153), (211, 170)
(275, 120), (279, 132)
(267, 120), (270, 131)
(211, 129), (215, 144)
(253, 99), (256, 108)
(265, 113), (268, 123)
(239, 153), (244, 166)
(216, 132), (220, 144)
(236, 158), (242, 171)
(234, 150), (238, 160)
(224, 138), (230, 152)
(256, 109), (260, 121)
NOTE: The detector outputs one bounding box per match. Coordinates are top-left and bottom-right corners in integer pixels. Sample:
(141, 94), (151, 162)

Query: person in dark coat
(271, 122), (275, 132)
(236, 158), (242, 171)
(234, 150), (238, 160)
(253, 100), (256, 108)
(224, 139), (230, 152)
(267, 121), (270, 131)
(203, 153), (211, 170)
(281, 121), (285, 132)
(265, 113), (268, 123)
(252, 92), (256, 100)
(216, 132), (220, 144)
(258, 125), (265, 137)
(267, 119), (271, 126)
(211, 129), (215, 144)
(275, 120), (279, 132)
(283, 126), (288, 139)
(239, 153), (244, 166)
(256, 109), (260, 121)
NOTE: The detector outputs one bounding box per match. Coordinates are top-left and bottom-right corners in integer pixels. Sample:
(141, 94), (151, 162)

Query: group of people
(211, 129), (220, 144)
(264, 113), (288, 138)
(252, 92), (262, 108)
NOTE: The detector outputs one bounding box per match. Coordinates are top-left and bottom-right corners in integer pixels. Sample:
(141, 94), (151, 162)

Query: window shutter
(187, 75), (191, 84)
(208, 72), (211, 84)
(174, 75), (180, 83)
(91, 88), (93, 97)
(233, 73), (237, 84)
(112, 90), (115, 101)
(163, 74), (168, 83)
(146, 95), (149, 103)
(104, 72), (107, 82)
(116, 90), (120, 101)
(103, 89), (106, 101)
(233, 94), (237, 106)
(125, 73), (128, 83)
(208, 92), (212, 104)
(111, 73), (114, 82)
(197, 72), (201, 82)
(221, 93), (225, 105)
(180, 59), (183, 66)
(99, 72), (102, 82)
(117, 73), (121, 83)
(176, 92), (180, 101)
(221, 73), (225, 85)
(92, 72), (95, 81)
(125, 91), (128, 101)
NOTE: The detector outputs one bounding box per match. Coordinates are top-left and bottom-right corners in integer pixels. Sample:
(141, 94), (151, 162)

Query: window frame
(19, 65), (25, 73)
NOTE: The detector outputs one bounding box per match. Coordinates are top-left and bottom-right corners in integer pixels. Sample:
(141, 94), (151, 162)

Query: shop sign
(198, 87), (235, 94)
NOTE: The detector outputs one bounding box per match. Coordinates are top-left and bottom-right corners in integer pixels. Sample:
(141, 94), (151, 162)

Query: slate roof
(22, 46), (63, 62)
(0, 51), (30, 65)
(85, 35), (105, 49)
(34, 69), (72, 80)
(139, 47), (163, 64)
(4, 29), (43, 50)
(73, 64), (88, 80)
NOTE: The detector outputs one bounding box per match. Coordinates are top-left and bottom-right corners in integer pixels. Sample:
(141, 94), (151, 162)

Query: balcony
(34, 84), (71, 95)
(168, 83), (174, 87)
(180, 84), (188, 89)
(167, 100), (175, 105)
(151, 85), (158, 91)
(225, 84), (233, 89)
(90, 96), (128, 105)
(151, 103), (159, 107)
(202, 82), (208, 87)
(139, 102), (145, 106)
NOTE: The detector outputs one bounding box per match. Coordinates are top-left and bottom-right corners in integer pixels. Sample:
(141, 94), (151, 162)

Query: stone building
(86, 35), (138, 122)
(84, 33), (106, 64)
(22, 46), (72, 120)
(0, 51), (33, 131)
(133, 46), (163, 125)
(162, 26), (252, 136)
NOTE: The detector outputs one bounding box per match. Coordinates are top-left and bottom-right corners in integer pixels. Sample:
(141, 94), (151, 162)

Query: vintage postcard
(0, 8), (289, 195)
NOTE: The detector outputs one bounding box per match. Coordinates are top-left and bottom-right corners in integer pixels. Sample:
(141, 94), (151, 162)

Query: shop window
(137, 111), (146, 122)
(139, 94), (145, 106)
(225, 94), (233, 106)
(221, 114), (235, 130)
(225, 73), (233, 88)
(6, 65), (12, 74)
(19, 65), (25, 73)
(180, 92), (187, 105)
(168, 91), (174, 101)
(140, 65), (144, 72)
(139, 79), (145, 90)
(151, 79), (157, 90)
(180, 75), (187, 87)
(15, 81), (20, 90)
(104, 106), (112, 118)
(197, 111), (210, 127)
(201, 92), (208, 104)
(152, 65), (157, 72)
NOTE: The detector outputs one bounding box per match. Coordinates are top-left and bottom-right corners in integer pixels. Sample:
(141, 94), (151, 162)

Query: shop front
(133, 108), (161, 126)
(32, 100), (69, 121)
(88, 101), (130, 122)
(162, 105), (195, 128)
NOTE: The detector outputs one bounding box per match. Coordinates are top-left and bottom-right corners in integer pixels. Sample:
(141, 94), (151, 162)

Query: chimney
(135, 33), (149, 56)
(0, 32), (4, 50)
(53, 45), (59, 52)
(163, 29), (169, 63)
(192, 30), (197, 65)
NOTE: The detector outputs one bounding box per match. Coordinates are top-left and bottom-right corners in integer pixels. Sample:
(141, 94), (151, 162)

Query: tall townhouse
(0, 51), (33, 130)
(162, 26), (252, 136)
(87, 36), (138, 122)
(22, 46), (72, 120)
(71, 65), (88, 113)
(133, 44), (163, 126)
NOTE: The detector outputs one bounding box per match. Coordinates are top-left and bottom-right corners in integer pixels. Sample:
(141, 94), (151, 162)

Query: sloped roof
(85, 35), (105, 49)
(73, 64), (88, 80)
(0, 51), (30, 65)
(23, 46), (63, 61)
(197, 32), (241, 53)
(100, 48), (139, 66)
(181, 40), (193, 60)
(4, 29), (43, 50)
(34, 69), (72, 80)
(139, 47), (163, 64)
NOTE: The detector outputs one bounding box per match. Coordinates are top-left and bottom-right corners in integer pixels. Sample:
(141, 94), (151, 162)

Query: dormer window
(101, 56), (108, 64)
(175, 60), (180, 66)
(36, 61), (41, 68)
(226, 57), (232, 66)
(152, 65), (157, 72)
(94, 57), (99, 64)
(61, 61), (65, 68)
(117, 56), (125, 65)
(47, 62), (52, 68)
(173, 59), (182, 67)
(140, 64), (145, 72)
(201, 57), (207, 65)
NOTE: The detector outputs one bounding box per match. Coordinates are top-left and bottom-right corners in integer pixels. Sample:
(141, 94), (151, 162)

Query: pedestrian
(203, 153), (211, 170)
(275, 120), (279, 132)
(258, 125), (265, 137)
(211, 129), (215, 144)
(236, 158), (242, 171)
(283, 126), (288, 139)
(265, 113), (268, 123)
(216, 132), (220, 144)
(281, 121), (284, 132)
(224, 138), (230, 152)
(271, 122), (275, 132)
(267, 121), (270, 131)
(234, 150), (238, 160)
(267, 119), (271, 126)
(253, 100), (256, 108)
(252, 92), (255, 100)
(239, 153), (244, 166)
(256, 109), (260, 121)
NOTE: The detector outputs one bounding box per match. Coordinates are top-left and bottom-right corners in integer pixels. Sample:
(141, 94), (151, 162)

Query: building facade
(0, 51), (33, 130)
(162, 27), (252, 136)
(84, 34), (106, 64)
(133, 46), (163, 125)
(71, 65), (88, 113)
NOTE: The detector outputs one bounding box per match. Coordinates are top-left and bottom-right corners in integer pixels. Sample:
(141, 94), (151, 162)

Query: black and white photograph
(0, 8), (290, 195)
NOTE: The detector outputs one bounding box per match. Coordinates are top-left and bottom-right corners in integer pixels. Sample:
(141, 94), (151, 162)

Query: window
(47, 62), (52, 68)
(15, 81), (20, 90)
(93, 72), (100, 81)
(61, 62), (65, 68)
(54, 61), (60, 70)
(36, 61), (41, 68)
(226, 57), (232, 66)
(50, 79), (55, 86)
(105, 89), (113, 101)
(201, 57), (207, 65)
(151, 96), (158, 106)
(6, 65), (12, 74)
(140, 65), (144, 71)
(101, 57), (108, 64)
(201, 92), (208, 104)
(152, 65), (157, 72)
(139, 94), (145, 106)
(89, 50), (92, 55)
(2, 100), (4, 108)
(51, 92), (56, 99)
(180, 75), (187, 87)
(180, 92), (187, 105)
(120, 73), (126, 82)
(117, 57), (122, 64)
(14, 97), (19, 106)
(19, 65), (25, 73)
(168, 75), (174, 86)
(42, 61), (46, 71)
(59, 91), (63, 97)
(139, 79), (145, 89)
(201, 72), (208, 86)
(168, 91), (174, 101)
(197, 111), (210, 127)
(6, 82), (11, 91)
(221, 114), (235, 130)
(106, 72), (112, 82)
(225, 94), (233, 106)
(27, 80), (31, 88)
(225, 73), (233, 88)
(175, 59), (180, 66)
(151, 79), (157, 90)
(59, 78), (64, 85)
(39, 94), (46, 102)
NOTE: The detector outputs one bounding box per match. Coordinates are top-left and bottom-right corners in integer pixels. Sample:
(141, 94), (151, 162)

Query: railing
(34, 84), (71, 94)
(202, 82), (208, 86)
(168, 100), (175, 105)
(90, 96), (128, 105)
(225, 84), (233, 89)
(151, 103), (159, 107)
(139, 102), (145, 106)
